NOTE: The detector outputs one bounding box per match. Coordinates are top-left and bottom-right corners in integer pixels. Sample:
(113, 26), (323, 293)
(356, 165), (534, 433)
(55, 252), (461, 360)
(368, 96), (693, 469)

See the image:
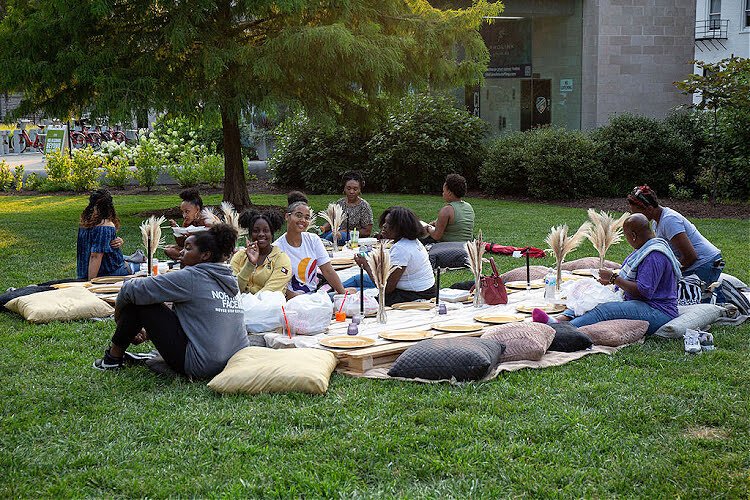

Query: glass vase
(377, 288), (388, 324)
(556, 265), (563, 292)
(472, 277), (483, 308)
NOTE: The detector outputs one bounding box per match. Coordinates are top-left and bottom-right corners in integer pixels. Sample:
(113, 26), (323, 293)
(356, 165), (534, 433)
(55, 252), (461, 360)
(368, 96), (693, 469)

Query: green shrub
(198, 154), (225, 188)
(133, 138), (163, 191)
(103, 157), (131, 188)
(591, 113), (691, 196)
(480, 132), (532, 195)
(0, 160), (12, 190)
(24, 172), (41, 191)
(696, 107), (750, 201)
(44, 151), (74, 190)
(269, 113), (369, 193)
(366, 93), (488, 193)
(168, 153), (202, 188)
(70, 147), (101, 191)
(13, 165), (24, 191)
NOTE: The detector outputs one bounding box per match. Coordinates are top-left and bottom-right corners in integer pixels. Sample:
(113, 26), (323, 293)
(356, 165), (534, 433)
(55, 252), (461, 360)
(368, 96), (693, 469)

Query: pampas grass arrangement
(545, 222), (591, 291)
(465, 230), (486, 307)
(201, 207), (222, 226)
(366, 240), (400, 323)
(319, 203), (346, 252)
(587, 209), (629, 269)
(140, 215), (166, 275)
(220, 201), (243, 235)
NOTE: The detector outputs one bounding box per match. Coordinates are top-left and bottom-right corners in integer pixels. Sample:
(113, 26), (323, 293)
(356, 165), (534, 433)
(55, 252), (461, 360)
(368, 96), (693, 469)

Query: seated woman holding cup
(164, 188), (210, 261)
(230, 208), (291, 294)
(354, 206), (436, 306)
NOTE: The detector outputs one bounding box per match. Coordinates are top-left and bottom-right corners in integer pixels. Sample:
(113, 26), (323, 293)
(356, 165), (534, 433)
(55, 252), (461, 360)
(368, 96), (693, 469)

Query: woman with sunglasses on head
(626, 185), (724, 286)
(275, 192), (351, 298)
(230, 208), (291, 294)
(354, 206), (436, 306)
(93, 224), (249, 377)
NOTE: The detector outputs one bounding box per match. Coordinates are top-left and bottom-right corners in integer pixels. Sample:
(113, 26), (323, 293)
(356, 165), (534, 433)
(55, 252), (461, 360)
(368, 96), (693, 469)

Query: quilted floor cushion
(653, 304), (725, 339)
(428, 242), (469, 269)
(388, 338), (505, 382)
(561, 257), (620, 271)
(4, 286), (113, 323)
(500, 266), (549, 283)
(578, 319), (648, 347)
(548, 322), (593, 352)
(207, 347), (337, 395)
(481, 322), (555, 362)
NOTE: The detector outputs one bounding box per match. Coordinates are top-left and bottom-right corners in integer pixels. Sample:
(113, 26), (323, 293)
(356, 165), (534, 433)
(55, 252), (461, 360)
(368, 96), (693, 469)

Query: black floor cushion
(388, 338), (505, 382)
(1, 285), (55, 310)
(428, 242), (469, 269)
(548, 322), (593, 352)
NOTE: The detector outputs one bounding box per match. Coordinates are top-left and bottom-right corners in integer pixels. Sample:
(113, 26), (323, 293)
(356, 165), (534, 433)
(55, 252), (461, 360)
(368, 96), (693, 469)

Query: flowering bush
(69, 147), (102, 191)
(133, 137), (163, 191)
(0, 160), (13, 191)
(103, 157), (131, 188)
(198, 154), (224, 187)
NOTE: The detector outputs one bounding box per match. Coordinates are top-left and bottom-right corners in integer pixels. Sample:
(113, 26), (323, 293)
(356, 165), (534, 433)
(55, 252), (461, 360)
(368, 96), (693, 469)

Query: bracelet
(609, 273), (618, 285)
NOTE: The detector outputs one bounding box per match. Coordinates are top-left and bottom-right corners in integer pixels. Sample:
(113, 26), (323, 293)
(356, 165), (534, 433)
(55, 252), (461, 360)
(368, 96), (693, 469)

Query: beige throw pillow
(500, 266), (549, 283)
(561, 257), (620, 271)
(481, 322), (556, 362)
(207, 347), (338, 395)
(578, 319), (648, 346)
(4, 286), (114, 323)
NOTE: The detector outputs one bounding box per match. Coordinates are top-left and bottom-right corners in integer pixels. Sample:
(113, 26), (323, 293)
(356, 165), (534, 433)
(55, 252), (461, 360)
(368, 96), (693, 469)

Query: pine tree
(0, 0), (502, 207)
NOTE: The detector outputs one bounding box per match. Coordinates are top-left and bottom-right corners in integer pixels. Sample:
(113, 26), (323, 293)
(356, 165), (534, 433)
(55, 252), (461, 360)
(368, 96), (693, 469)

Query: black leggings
(112, 303), (188, 374)
(384, 285), (437, 306)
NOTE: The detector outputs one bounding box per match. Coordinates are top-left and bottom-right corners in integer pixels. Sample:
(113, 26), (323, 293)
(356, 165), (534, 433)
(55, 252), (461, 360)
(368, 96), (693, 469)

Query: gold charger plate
(571, 269), (595, 276)
(51, 281), (91, 289)
(505, 281), (545, 290)
(91, 276), (129, 284)
(516, 304), (566, 314)
(319, 336), (376, 349)
(392, 302), (434, 311)
(88, 284), (123, 294)
(331, 257), (355, 266)
(379, 330), (435, 342)
(474, 313), (526, 324)
(430, 323), (484, 333)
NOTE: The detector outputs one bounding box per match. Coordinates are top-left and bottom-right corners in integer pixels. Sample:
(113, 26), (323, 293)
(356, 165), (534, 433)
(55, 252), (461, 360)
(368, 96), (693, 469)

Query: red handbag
(480, 257), (508, 305)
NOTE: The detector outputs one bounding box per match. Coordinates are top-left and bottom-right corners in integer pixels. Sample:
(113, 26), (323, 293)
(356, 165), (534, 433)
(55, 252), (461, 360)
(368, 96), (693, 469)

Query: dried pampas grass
(545, 222), (591, 290)
(140, 216), (166, 274)
(465, 230), (486, 306)
(587, 209), (629, 269)
(366, 241), (400, 323)
(220, 201), (243, 235)
(319, 203), (346, 251)
(201, 207), (222, 226)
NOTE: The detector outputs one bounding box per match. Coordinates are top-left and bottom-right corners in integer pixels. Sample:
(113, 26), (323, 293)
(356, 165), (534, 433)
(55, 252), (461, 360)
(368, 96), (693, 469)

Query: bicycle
(96, 124), (127, 144)
(70, 125), (102, 150)
(9, 124), (46, 153)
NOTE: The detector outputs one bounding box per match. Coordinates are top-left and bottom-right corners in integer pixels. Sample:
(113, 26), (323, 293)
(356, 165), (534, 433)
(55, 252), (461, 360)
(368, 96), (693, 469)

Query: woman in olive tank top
(423, 174), (475, 243)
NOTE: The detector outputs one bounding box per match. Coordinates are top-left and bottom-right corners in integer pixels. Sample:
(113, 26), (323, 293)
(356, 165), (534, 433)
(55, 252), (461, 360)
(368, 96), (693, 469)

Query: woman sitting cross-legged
(547, 214), (680, 335)
(164, 188), (210, 261)
(93, 224), (249, 378)
(275, 193), (351, 298)
(230, 208), (292, 294)
(319, 170), (374, 246)
(77, 189), (130, 280)
(354, 206), (436, 306)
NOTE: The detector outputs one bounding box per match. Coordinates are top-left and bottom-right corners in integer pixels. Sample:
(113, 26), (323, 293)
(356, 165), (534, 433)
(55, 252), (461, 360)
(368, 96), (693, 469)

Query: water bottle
(543, 269), (557, 302)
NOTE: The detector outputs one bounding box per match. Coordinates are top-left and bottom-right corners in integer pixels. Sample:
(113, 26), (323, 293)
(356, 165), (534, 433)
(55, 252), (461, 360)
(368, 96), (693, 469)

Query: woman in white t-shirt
(354, 206), (436, 306)
(274, 193), (350, 298)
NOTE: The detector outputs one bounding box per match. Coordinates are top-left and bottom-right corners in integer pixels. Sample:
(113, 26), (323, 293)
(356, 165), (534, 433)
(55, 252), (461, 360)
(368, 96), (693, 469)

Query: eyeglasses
(289, 211), (311, 221)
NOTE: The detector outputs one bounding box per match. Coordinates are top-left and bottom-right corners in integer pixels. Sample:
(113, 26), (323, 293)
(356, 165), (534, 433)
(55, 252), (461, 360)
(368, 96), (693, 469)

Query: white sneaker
(684, 329), (702, 354)
(699, 331), (716, 352)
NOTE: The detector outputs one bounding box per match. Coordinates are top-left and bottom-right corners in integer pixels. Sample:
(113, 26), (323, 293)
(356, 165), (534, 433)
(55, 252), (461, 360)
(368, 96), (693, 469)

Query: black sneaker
(123, 350), (158, 365)
(93, 349), (124, 371)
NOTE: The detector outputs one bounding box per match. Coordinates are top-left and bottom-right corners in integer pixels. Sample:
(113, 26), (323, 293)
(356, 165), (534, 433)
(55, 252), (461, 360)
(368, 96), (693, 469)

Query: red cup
(335, 311), (346, 322)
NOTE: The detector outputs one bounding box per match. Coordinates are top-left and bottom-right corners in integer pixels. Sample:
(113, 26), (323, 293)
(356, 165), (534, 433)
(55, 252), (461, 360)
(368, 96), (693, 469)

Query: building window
(745, 0), (750, 28)
(709, 0), (721, 29)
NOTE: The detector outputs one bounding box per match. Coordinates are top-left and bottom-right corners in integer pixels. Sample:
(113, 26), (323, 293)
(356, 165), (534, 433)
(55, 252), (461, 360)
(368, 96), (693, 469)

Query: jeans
(686, 253), (725, 302)
(321, 230), (350, 246)
(568, 300), (674, 335)
(342, 273), (376, 289)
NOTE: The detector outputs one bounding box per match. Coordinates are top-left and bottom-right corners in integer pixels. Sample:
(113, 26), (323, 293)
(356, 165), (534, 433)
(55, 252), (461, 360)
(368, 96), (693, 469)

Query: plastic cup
(335, 311), (346, 322)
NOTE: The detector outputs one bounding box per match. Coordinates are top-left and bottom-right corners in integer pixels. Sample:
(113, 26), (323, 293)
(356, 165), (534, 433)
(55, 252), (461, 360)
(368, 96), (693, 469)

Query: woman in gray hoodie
(94, 224), (249, 379)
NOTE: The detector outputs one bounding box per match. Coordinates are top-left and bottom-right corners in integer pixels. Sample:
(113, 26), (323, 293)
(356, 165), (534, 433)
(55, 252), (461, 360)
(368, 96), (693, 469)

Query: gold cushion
(4, 286), (114, 323)
(207, 347), (337, 395)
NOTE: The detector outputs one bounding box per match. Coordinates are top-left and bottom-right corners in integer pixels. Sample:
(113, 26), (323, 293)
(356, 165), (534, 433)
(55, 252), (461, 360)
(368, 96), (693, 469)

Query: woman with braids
(230, 209), (292, 294)
(93, 224), (249, 377)
(76, 189), (130, 279)
(319, 170), (374, 245)
(164, 188), (209, 260)
(627, 185), (724, 285)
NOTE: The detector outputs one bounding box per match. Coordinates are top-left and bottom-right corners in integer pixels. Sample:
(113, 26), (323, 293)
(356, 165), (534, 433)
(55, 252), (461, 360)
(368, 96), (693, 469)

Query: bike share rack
(0, 130), (9, 156)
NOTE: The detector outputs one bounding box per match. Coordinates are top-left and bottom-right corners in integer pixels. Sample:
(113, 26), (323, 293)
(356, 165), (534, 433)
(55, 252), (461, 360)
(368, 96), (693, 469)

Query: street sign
(560, 79), (574, 93)
(44, 126), (67, 154)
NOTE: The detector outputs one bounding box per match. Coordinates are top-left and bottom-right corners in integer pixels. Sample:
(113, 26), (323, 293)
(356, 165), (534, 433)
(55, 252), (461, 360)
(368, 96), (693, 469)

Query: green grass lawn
(1, 193), (749, 497)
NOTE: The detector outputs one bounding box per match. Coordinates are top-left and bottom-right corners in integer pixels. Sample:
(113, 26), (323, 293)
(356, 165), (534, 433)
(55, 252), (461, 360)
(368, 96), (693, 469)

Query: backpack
(719, 279), (750, 316)
(677, 275), (705, 306)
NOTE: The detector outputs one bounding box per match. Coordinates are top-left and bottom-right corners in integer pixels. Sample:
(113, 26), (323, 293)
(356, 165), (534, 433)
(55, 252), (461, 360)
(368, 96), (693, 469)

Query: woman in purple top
(560, 214), (680, 334)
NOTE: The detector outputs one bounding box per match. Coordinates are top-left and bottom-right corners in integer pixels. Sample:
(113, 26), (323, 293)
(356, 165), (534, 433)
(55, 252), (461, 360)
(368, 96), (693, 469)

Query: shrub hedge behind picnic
(481, 127), (603, 199)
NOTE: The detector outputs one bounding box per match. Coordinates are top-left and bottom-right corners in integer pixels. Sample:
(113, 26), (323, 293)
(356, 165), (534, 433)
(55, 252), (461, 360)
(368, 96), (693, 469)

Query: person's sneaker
(93, 349), (124, 370)
(699, 331), (716, 352)
(123, 350), (158, 365)
(684, 329), (702, 354)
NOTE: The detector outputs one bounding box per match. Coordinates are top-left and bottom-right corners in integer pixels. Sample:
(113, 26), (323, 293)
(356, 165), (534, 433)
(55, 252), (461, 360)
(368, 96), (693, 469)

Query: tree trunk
(221, 106), (251, 209)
